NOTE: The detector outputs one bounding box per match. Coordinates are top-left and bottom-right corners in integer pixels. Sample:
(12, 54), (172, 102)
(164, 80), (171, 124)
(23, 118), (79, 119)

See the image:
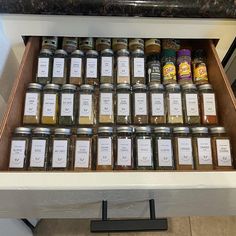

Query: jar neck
(77, 134), (92, 138)
(117, 132), (132, 137)
(33, 133), (50, 138)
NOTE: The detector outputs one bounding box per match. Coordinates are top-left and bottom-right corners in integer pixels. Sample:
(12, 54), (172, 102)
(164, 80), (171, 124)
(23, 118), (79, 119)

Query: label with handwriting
(74, 140), (90, 168)
(134, 58), (145, 78)
(169, 93), (182, 116)
(203, 93), (216, 116)
(79, 94), (92, 117)
(52, 140), (68, 168)
(53, 58), (65, 78)
(24, 93), (39, 116)
(118, 57), (129, 77)
(117, 138), (132, 166)
(151, 93), (164, 116)
(137, 139), (152, 166)
(98, 138), (112, 166)
(37, 58), (49, 77)
(101, 57), (112, 77)
(117, 94), (130, 116)
(70, 58), (82, 78)
(100, 93), (113, 116)
(9, 140), (26, 168)
(158, 139), (173, 166)
(135, 93), (147, 115)
(30, 139), (46, 167)
(86, 58), (97, 78)
(197, 138), (212, 165)
(42, 94), (56, 117)
(185, 93), (199, 116)
(216, 139), (232, 166)
(177, 138), (193, 165)
(61, 94), (74, 116)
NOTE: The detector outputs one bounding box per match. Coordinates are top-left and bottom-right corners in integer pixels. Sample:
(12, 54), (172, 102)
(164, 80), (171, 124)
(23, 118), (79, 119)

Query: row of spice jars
(8, 126), (233, 171)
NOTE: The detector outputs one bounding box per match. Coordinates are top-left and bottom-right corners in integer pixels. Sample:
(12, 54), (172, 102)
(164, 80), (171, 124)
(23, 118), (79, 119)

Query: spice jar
(129, 38), (144, 51)
(99, 83), (114, 124)
(115, 127), (134, 170)
(149, 83), (166, 124)
(145, 39), (161, 55)
(116, 84), (131, 125)
(112, 38), (128, 52)
(85, 50), (99, 85)
(135, 126), (154, 170)
(166, 84), (183, 124)
(192, 127), (213, 170)
(69, 50), (84, 85)
(100, 49), (114, 84)
(154, 127), (174, 170)
(9, 127), (31, 171)
(78, 84), (95, 125)
(161, 49), (177, 85)
(96, 127), (114, 171)
(146, 54), (161, 84)
(41, 84), (60, 125)
(131, 49), (145, 85)
(36, 49), (53, 85)
(96, 38), (111, 51)
(192, 49), (209, 85)
(210, 127), (233, 170)
(199, 84), (218, 125)
(23, 83), (43, 125)
(52, 49), (67, 85)
(116, 49), (130, 84)
(182, 84), (200, 124)
(177, 49), (192, 84)
(28, 127), (51, 171)
(62, 37), (78, 54)
(59, 84), (77, 126)
(42, 36), (58, 52)
(74, 128), (93, 171)
(51, 128), (72, 171)
(162, 39), (180, 51)
(79, 37), (94, 51)
(173, 127), (194, 170)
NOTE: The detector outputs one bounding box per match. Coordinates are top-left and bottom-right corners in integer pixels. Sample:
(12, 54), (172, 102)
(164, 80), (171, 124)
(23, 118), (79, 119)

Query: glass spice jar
(145, 39), (161, 55)
(74, 128), (93, 171)
(100, 49), (114, 84)
(9, 127), (31, 171)
(199, 84), (218, 125)
(41, 84), (60, 125)
(42, 36), (58, 52)
(131, 49), (145, 85)
(96, 127), (114, 171)
(96, 38), (111, 52)
(162, 39), (180, 51)
(116, 49), (130, 84)
(62, 37), (78, 54)
(112, 38), (128, 52)
(85, 50), (99, 86)
(23, 83), (43, 125)
(129, 38), (144, 51)
(36, 49), (53, 85)
(79, 37), (94, 51)
(210, 127), (233, 170)
(146, 54), (161, 84)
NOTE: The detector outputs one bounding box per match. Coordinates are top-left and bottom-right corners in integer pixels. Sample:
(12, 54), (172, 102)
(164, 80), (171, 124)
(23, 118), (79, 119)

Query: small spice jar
(96, 127), (114, 171)
(23, 83), (43, 125)
(129, 38), (144, 52)
(62, 37), (78, 54)
(192, 49), (209, 85)
(115, 126), (134, 170)
(36, 49), (53, 85)
(52, 49), (67, 85)
(177, 49), (192, 85)
(78, 84), (95, 125)
(145, 38), (161, 55)
(112, 38), (128, 52)
(69, 50), (84, 85)
(131, 49), (145, 85)
(42, 36), (58, 52)
(182, 84), (200, 124)
(99, 83), (114, 124)
(51, 128), (72, 171)
(116, 49), (130, 84)
(146, 54), (161, 84)
(96, 38), (111, 52)
(9, 127), (31, 171)
(199, 84), (218, 125)
(166, 84), (183, 124)
(135, 126), (154, 170)
(28, 127), (51, 171)
(116, 83), (131, 125)
(162, 39), (180, 51)
(192, 127), (213, 170)
(59, 84), (77, 126)
(85, 50), (99, 85)
(100, 49), (114, 84)
(132, 84), (149, 124)
(154, 127), (174, 170)
(173, 127), (194, 170)
(79, 37), (94, 51)
(210, 127), (233, 170)
(149, 83), (166, 124)
(41, 84), (60, 125)
(74, 128), (93, 171)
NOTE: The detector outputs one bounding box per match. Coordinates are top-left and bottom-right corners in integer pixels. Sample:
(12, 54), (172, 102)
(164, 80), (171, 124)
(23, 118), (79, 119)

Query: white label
(100, 93), (113, 116)
(117, 94), (130, 116)
(37, 58), (49, 77)
(177, 138), (193, 165)
(52, 58), (65, 78)
(86, 58), (97, 78)
(137, 139), (152, 166)
(61, 94), (74, 116)
(24, 93), (39, 116)
(9, 140), (26, 168)
(30, 139), (46, 167)
(135, 93), (147, 115)
(79, 94), (92, 117)
(151, 93), (164, 116)
(118, 57), (129, 77)
(169, 93), (182, 116)
(74, 140), (90, 168)
(98, 138), (112, 166)
(134, 57), (145, 78)
(70, 58), (82, 78)
(52, 140), (68, 168)
(101, 57), (112, 77)
(158, 139), (173, 166)
(197, 138), (212, 165)
(117, 139), (132, 166)
(185, 94), (199, 116)
(216, 139), (232, 166)
(203, 93), (216, 116)
(42, 94), (56, 117)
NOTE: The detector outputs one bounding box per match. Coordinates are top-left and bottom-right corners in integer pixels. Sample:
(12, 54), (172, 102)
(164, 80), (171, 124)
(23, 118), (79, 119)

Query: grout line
(189, 217), (193, 236)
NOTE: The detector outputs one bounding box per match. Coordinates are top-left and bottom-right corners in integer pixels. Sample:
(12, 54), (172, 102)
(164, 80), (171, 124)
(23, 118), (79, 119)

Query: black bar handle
(149, 199), (156, 220)
(102, 200), (108, 221)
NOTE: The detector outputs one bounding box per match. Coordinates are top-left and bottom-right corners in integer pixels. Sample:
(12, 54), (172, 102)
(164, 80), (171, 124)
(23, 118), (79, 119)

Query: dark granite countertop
(0, 0), (236, 18)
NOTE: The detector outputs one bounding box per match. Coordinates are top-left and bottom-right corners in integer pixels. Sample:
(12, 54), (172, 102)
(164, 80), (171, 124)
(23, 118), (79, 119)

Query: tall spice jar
(85, 50), (99, 85)
(131, 49), (145, 84)
(116, 49), (130, 84)
(146, 54), (161, 84)
(100, 49), (114, 84)
(96, 38), (111, 52)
